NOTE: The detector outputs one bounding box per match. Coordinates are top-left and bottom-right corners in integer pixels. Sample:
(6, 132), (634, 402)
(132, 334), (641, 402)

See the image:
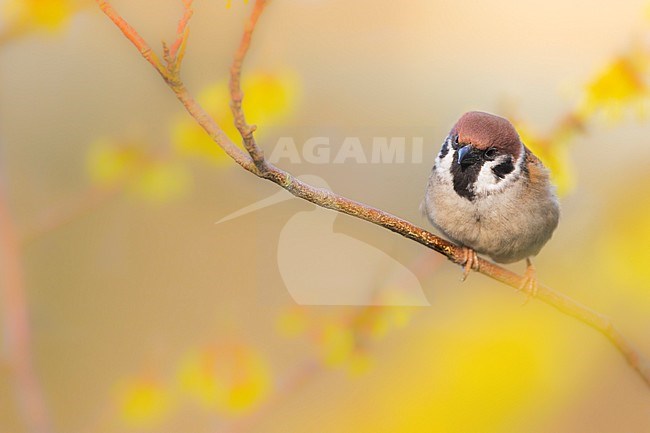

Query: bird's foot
(517, 258), (538, 301)
(461, 247), (479, 281)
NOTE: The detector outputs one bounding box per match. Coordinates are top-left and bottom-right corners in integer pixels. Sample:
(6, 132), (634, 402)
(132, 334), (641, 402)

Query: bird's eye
(451, 135), (460, 149)
(483, 147), (498, 160)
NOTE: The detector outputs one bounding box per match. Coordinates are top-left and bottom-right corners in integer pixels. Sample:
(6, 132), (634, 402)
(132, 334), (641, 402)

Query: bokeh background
(1, 1), (650, 432)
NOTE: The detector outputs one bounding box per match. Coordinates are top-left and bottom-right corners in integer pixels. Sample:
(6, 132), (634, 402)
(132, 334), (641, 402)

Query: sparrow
(422, 111), (560, 293)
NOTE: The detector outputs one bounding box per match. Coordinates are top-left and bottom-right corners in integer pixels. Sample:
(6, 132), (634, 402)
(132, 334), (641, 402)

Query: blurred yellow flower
(580, 56), (649, 121)
(600, 189), (650, 293)
(422, 336), (543, 433)
(171, 70), (300, 164)
(177, 342), (270, 414)
(515, 122), (575, 196)
(243, 72), (298, 126)
(86, 137), (191, 203)
(115, 374), (173, 428)
(131, 160), (192, 203)
(276, 306), (308, 337)
(86, 137), (142, 187)
(354, 305), (413, 340)
(317, 322), (355, 367)
(3, 0), (73, 31)
(348, 300), (585, 433)
(345, 349), (372, 376)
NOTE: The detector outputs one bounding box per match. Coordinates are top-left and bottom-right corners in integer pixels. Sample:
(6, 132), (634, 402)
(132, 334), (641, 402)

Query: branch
(229, 0), (267, 170)
(95, 0), (256, 171)
(0, 191), (52, 433)
(96, 0), (650, 389)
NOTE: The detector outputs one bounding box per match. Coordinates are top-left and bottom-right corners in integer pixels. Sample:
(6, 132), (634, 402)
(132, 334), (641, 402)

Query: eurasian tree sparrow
(422, 111), (560, 292)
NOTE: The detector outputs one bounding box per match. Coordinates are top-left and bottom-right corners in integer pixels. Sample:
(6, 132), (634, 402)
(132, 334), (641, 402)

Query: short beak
(457, 145), (472, 165)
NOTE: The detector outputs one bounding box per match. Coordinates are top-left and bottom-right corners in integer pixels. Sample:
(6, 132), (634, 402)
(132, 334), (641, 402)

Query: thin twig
(229, 0), (267, 170)
(95, 0), (255, 170)
(96, 0), (167, 81)
(0, 191), (52, 433)
(169, 0), (194, 59)
(96, 0), (650, 388)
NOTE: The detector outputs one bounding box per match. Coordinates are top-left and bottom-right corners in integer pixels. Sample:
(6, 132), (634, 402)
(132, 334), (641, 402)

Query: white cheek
(476, 160), (502, 189)
(474, 154), (522, 196)
(435, 140), (455, 184)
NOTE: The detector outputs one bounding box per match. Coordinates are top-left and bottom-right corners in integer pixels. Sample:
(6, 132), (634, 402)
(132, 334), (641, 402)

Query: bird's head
(436, 111), (525, 201)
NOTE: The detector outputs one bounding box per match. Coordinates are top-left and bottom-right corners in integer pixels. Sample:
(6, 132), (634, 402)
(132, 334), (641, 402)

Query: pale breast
(423, 168), (559, 263)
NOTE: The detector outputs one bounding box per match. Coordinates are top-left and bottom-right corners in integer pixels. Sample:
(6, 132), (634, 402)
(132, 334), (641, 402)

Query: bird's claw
(517, 258), (538, 303)
(461, 247), (479, 281)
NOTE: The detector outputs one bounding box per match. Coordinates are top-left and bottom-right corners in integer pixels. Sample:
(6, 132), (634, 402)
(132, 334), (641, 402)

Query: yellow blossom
(343, 299), (586, 433)
(86, 137), (191, 203)
(353, 305), (413, 340)
(3, 0), (73, 31)
(276, 306), (308, 337)
(317, 323), (355, 367)
(86, 137), (142, 187)
(345, 349), (372, 376)
(130, 160), (192, 203)
(177, 342), (270, 415)
(599, 187), (650, 295)
(579, 56), (649, 121)
(115, 374), (173, 428)
(242, 72), (298, 126)
(171, 70), (299, 165)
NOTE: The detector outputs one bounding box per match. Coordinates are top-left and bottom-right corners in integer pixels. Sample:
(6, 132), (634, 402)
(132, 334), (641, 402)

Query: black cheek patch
(492, 158), (515, 180)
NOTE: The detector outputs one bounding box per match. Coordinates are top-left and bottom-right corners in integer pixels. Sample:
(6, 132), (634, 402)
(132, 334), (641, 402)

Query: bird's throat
(450, 159), (483, 201)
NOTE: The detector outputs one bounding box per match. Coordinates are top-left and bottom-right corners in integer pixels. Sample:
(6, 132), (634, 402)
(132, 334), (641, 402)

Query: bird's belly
(425, 180), (557, 263)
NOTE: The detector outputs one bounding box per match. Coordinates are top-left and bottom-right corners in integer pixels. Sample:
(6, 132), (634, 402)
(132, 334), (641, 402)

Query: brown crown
(451, 111), (522, 156)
